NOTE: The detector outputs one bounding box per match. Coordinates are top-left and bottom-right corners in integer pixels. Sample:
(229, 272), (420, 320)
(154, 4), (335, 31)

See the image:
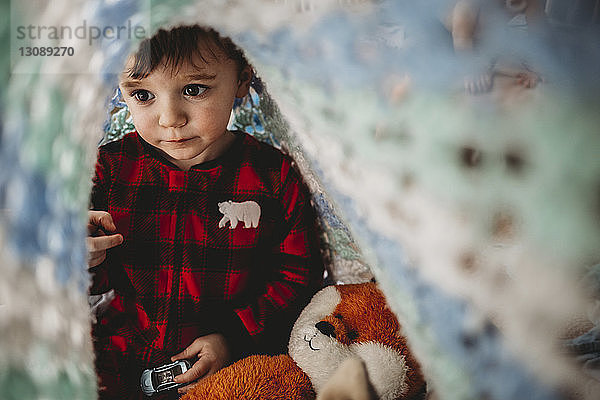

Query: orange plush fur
(183, 283), (425, 400)
(325, 284), (424, 397)
(183, 354), (314, 400)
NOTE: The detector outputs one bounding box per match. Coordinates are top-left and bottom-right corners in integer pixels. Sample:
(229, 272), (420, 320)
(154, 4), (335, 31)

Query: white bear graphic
(218, 200), (261, 229)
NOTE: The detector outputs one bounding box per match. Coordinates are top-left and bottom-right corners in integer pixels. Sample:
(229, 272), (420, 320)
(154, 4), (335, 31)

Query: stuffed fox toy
(183, 283), (425, 400)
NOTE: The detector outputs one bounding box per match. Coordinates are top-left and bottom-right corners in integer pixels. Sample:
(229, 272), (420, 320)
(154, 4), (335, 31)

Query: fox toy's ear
(236, 66), (252, 98)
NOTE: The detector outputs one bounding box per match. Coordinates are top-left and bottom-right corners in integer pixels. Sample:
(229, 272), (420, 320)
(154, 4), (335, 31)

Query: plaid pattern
(90, 131), (323, 399)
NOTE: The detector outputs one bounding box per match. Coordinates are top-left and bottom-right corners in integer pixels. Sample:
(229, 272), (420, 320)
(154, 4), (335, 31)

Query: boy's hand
(87, 211), (123, 268)
(171, 333), (230, 394)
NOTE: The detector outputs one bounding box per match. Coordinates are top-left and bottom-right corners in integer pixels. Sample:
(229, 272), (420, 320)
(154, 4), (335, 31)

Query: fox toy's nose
(315, 321), (336, 338)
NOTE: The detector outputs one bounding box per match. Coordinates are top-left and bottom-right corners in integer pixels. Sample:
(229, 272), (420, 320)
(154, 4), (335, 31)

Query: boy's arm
(87, 211), (123, 268)
(218, 159), (325, 359)
(88, 148), (119, 294)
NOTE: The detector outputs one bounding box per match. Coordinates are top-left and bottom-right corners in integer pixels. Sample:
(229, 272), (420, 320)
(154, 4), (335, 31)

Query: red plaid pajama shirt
(89, 131), (324, 399)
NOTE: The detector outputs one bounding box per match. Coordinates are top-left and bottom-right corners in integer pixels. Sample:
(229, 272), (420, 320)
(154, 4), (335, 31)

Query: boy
(87, 25), (324, 399)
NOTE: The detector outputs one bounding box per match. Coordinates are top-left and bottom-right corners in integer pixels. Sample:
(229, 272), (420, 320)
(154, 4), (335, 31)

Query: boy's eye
(132, 90), (154, 102)
(183, 84), (208, 97)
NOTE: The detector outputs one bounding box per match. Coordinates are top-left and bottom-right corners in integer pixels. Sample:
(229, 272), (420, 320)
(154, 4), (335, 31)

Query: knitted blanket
(1, 1), (599, 398)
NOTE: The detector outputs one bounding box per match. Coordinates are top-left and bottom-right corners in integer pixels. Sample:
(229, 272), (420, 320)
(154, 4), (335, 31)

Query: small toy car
(140, 359), (192, 396)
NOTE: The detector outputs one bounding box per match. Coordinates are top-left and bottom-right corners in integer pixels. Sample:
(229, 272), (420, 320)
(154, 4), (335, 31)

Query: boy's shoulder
(239, 132), (293, 169)
(98, 131), (143, 158)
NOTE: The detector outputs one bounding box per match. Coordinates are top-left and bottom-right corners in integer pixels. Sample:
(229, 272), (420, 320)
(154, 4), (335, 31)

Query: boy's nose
(159, 100), (187, 128)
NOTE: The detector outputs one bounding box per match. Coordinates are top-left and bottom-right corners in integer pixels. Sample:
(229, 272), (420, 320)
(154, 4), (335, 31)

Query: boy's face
(119, 45), (251, 170)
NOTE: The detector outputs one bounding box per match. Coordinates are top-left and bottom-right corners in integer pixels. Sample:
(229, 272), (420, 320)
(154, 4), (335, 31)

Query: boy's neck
(161, 130), (237, 171)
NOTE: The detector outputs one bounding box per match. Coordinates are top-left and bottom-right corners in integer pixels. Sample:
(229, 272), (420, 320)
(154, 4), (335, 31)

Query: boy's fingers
(171, 339), (203, 362)
(171, 347), (193, 362)
(171, 350), (186, 362)
(88, 252), (107, 268)
(175, 358), (210, 386)
(177, 381), (199, 394)
(88, 211), (117, 233)
(86, 234), (123, 252)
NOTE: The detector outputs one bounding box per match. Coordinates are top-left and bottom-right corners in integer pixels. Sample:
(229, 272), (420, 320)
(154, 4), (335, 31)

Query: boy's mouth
(166, 138), (191, 143)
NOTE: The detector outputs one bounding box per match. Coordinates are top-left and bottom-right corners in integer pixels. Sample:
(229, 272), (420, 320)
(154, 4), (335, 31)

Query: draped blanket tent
(1, 0), (600, 398)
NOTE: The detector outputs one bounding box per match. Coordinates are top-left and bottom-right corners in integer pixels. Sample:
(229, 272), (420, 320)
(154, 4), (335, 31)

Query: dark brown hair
(127, 25), (249, 79)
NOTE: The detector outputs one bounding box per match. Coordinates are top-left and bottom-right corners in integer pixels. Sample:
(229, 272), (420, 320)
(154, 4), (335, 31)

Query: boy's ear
(236, 66), (252, 98)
